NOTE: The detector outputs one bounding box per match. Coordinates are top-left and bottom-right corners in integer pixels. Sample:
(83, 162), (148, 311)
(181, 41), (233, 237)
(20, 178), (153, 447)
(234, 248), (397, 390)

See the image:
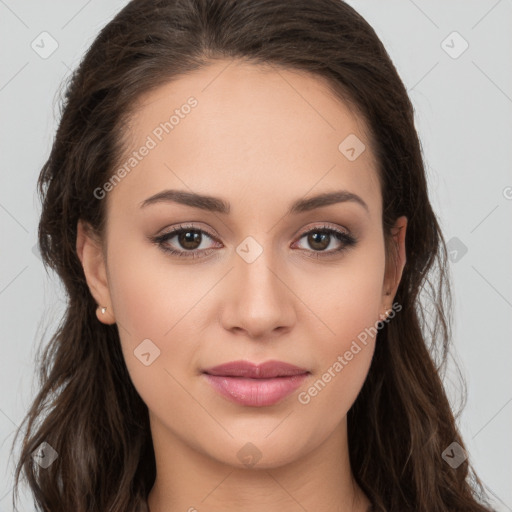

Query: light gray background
(1, 1), (511, 510)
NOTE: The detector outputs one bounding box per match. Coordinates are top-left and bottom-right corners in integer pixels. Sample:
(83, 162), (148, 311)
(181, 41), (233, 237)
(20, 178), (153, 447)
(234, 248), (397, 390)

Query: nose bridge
(235, 233), (284, 301)
(220, 232), (295, 335)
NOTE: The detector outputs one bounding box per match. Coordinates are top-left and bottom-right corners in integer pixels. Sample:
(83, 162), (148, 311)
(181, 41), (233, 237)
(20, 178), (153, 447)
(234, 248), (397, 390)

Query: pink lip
(202, 360), (310, 407)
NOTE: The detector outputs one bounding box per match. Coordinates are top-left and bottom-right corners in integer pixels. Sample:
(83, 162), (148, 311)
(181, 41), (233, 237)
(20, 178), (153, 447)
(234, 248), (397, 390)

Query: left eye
(151, 224), (357, 259)
(294, 227), (356, 254)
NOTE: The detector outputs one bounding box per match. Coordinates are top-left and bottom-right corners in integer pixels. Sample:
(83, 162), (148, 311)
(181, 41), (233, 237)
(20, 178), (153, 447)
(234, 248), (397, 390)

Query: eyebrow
(140, 188), (369, 215)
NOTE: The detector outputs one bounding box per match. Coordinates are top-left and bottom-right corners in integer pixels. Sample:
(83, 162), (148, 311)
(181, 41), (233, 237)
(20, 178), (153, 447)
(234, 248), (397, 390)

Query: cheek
(297, 280), (383, 434)
(105, 234), (201, 391)
(310, 239), (386, 348)
(297, 241), (385, 416)
(297, 338), (374, 442)
(107, 231), (191, 337)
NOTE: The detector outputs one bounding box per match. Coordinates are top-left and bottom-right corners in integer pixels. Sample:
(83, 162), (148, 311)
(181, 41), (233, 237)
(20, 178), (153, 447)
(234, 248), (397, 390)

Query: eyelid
(156, 221), (350, 241)
(294, 221), (351, 238)
(155, 221), (219, 238)
(152, 223), (221, 249)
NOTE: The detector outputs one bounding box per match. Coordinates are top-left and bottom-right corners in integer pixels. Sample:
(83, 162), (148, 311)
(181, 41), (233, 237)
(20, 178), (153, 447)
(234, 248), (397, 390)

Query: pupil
(310, 232), (329, 250)
(180, 230), (200, 249)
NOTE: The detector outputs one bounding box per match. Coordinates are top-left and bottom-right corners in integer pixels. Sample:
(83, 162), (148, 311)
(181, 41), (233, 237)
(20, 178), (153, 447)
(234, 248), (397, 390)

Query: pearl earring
(100, 306), (107, 314)
(380, 308), (391, 320)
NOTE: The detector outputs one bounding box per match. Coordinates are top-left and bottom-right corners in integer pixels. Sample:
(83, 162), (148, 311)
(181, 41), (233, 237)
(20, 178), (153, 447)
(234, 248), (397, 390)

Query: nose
(219, 241), (296, 340)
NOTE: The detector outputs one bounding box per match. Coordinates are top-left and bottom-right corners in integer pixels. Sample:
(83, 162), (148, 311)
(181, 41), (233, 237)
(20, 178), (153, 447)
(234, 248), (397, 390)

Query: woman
(11, 0), (495, 511)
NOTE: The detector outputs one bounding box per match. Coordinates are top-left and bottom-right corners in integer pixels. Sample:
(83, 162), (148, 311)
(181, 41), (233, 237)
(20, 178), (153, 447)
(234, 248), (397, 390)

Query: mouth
(202, 360), (310, 407)
(202, 359), (309, 378)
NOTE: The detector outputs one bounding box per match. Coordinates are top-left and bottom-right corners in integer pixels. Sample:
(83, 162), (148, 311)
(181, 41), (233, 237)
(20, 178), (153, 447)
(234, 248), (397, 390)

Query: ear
(380, 215), (407, 317)
(76, 219), (116, 325)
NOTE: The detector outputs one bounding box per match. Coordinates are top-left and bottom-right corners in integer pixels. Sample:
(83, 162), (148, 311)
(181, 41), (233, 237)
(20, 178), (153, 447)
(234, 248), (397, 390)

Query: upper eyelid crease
(159, 222), (346, 235)
(139, 189), (369, 215)
(155, 221), (352, 243)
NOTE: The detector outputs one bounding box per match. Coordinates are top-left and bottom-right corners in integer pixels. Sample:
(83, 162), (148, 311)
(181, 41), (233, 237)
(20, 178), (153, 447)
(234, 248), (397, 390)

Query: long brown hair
(11, 1), (494, 510)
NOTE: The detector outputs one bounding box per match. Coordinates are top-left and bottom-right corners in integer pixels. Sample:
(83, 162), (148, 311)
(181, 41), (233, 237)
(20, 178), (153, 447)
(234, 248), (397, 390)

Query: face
(78, 59), (406, 469)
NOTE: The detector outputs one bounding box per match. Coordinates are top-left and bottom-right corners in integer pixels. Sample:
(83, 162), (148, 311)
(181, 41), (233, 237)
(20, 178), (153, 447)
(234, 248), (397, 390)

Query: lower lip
(203, 373), (309, 407)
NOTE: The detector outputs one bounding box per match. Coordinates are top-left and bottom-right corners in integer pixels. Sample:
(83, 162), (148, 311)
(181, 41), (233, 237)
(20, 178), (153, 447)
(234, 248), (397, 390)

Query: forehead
(109, 59), (381, 219)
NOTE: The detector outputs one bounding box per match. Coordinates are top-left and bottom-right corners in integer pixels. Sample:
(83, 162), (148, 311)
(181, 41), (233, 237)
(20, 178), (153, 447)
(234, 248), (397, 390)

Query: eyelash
(151, 223), (357, 260)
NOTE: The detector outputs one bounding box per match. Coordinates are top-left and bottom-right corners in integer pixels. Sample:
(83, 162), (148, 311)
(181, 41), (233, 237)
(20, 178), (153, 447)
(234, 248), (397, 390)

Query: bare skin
(77, 59), (406, 512)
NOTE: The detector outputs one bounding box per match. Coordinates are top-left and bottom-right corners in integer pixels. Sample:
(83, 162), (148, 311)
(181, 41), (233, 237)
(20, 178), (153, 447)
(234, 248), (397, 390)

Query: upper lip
(203, 360), (309, 379)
